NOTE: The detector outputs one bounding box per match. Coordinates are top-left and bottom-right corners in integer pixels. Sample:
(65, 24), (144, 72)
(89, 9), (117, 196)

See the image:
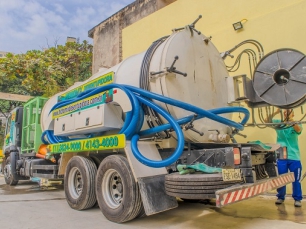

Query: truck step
(32, 165), (59, 170)
(32, 164), (61, 179)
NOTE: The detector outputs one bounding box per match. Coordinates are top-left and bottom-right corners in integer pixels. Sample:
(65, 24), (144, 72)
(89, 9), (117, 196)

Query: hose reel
(253, 48), (306, 109)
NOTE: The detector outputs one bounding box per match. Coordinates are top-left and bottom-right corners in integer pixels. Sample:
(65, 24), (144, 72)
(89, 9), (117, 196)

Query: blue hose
(47, 83), (250, 168)
(41, 131), (50, 144)
(119, 111), (132, 134)
(140, 107), (249, 136)
(41, 130), (58, 144)
(123, 85), (248, 130)
(134, 106), (145, 135)
(48, 84), (140, 141)
(131, 95), (184, 167)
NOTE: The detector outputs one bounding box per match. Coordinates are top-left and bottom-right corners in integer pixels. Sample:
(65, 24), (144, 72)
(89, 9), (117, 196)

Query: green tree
(0, 40), (93, 97)
(0, 40), (93, 148)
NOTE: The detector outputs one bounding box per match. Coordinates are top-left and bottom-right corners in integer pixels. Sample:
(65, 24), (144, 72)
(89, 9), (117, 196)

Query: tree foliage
(0, 40), (93, 148)
(0, 40), (93, 97)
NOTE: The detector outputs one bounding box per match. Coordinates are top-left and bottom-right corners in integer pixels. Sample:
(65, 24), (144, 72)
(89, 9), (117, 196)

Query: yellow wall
(122, 0), (306, 193)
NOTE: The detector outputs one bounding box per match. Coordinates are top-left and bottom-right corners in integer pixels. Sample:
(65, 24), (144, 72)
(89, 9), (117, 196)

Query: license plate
(222, 169), (241, 181)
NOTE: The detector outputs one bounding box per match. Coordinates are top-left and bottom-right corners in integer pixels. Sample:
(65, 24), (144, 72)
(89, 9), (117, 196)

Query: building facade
(88, 0), (176, 73)
(122, 0), (306, 193)
(0, 51), (9, 58)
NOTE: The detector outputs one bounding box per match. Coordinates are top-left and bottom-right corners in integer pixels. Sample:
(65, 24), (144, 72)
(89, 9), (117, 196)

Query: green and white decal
(5, 111), (16, 146)
(52, 89), (114, 119)
(57, 71), (114, 102)
(48, 134), (125, 153)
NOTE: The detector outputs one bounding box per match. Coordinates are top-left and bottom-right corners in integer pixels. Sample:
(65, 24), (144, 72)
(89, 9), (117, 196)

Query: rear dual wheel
(64, 155), (144, 222)
(96, 155), (144, 223)
(64, 156), (97, 210)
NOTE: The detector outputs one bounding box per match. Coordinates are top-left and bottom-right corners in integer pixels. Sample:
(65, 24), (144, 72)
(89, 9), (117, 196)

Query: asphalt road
(0, 176), (305, 229)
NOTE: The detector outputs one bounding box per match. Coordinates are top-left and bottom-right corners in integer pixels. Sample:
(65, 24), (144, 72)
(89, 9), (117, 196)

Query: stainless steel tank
(41, 28), (231, 143)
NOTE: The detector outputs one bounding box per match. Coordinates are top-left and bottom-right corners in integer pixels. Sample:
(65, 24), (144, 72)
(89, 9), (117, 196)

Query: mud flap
(215, 172), (294, 207)
(138, 175), (178, 216)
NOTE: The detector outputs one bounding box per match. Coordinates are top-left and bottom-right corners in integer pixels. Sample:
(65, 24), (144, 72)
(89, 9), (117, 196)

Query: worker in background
(269, 108), (303, 207)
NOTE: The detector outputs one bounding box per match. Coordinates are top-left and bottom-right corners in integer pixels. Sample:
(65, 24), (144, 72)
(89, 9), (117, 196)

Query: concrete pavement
(0, 176), (305, 229)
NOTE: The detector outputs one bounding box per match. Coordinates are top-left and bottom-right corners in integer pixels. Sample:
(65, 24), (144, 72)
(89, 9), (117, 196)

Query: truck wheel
(3, 156), (19, 186)
(96, 155), (143, 223)
(64, 156), (97, 210)
(1, 160), (4, 174)
(136, 205), (146, 218)
(165, 172), (243, 200)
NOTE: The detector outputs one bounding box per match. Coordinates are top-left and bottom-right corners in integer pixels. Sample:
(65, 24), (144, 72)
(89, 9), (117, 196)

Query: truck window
(5, 114), (12, 137)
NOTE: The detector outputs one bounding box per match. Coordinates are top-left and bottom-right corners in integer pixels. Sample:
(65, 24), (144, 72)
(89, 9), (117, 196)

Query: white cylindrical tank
(41, 28), (230, 143)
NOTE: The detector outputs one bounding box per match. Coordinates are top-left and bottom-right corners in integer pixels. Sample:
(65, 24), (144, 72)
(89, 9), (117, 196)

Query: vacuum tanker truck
(2, 18), (304, 223)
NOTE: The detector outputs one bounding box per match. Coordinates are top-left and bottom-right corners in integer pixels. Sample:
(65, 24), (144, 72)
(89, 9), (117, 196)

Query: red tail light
(234, 148), (241, 165)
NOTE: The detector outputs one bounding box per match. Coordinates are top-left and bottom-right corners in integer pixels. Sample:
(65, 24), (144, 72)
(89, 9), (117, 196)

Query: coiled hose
(46, 83), (249, 168)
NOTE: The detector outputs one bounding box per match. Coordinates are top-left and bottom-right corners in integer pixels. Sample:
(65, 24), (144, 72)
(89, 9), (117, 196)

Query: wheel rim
(68, 167), (83, 199)
(4, 164), (11, 179)
(102, 169), (123, 209)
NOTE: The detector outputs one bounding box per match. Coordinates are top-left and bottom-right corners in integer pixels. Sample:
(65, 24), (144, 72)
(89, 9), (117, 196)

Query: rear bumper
(215, 172), (294, 207)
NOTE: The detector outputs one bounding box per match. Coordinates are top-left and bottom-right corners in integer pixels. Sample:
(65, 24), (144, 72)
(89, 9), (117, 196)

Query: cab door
(3, 111), (14, 153)
(3, 108), (23, 153)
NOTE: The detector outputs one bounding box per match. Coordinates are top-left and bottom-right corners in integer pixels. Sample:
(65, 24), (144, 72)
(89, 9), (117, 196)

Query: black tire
(90, 155), (102, 168)
(95, 155), (143, 223)
(136, 206), (146, 218)
(3, 156), (19, 186)
(166, 173), (227, 181)
(166, 187), (215, 194)
(180, 198), (200, 203)
(165, 183), (236, 190)
(64, 156), (97, 210)
(165, 172), (243, 200)
(1, 160), (4, 174)
(165, 180), (241, 186)
(167, 191), (216, 199)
